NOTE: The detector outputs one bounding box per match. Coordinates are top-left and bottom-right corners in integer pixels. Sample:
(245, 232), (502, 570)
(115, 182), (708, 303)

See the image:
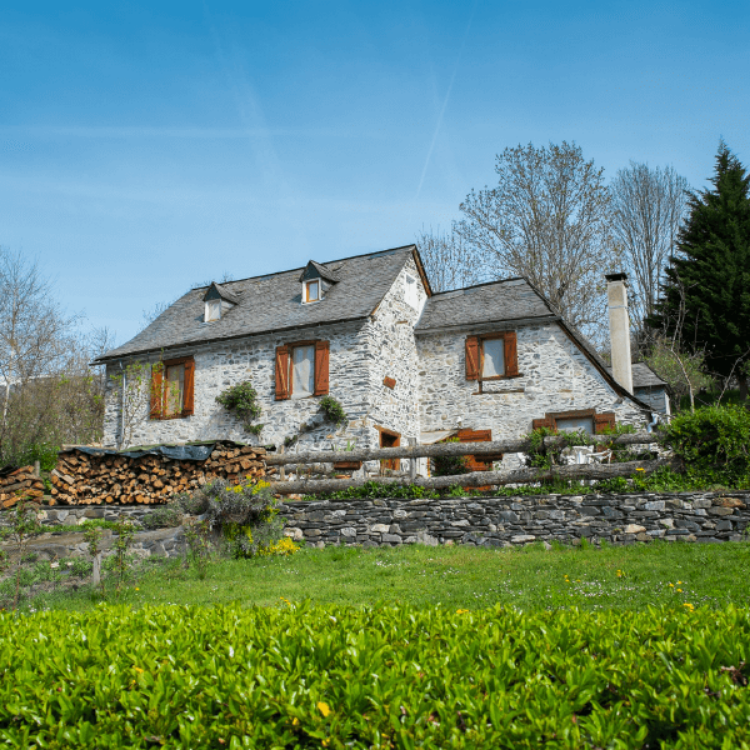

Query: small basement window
(304, 279), (321, 303)
(556, 416), (595, 435)
(532, 410), (615, 435)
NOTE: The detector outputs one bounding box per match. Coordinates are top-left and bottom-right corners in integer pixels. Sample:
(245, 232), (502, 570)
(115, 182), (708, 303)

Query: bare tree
(610, 163), (689, 337)
(455, 142), (620, 345)
(644, 274), (712, 412)
(415, 227), (485, 292)
(0, 249), (76, 431)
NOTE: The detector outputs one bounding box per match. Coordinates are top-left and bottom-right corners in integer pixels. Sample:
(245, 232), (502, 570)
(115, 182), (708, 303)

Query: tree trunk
(739, 375), (748, 404)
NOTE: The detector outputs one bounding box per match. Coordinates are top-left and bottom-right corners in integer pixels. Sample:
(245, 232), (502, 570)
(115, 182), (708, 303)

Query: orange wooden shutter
(149, 364), (163, 420)
(182, 358), (195, 416)
(275, 346), (290, 400)
(504, 331), (519, 377)
(532, 417), (556, 431)
(594, 412), (616, 434)
(465, 336), (480, 380)
(314, 340), (330, 396)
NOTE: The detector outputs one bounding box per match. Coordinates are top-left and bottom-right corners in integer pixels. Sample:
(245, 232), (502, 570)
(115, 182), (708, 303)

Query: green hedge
(2, 603), (750, 748)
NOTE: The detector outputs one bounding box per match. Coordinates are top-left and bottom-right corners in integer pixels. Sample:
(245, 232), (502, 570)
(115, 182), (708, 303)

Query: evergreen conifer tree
(650, 142), (750, 401)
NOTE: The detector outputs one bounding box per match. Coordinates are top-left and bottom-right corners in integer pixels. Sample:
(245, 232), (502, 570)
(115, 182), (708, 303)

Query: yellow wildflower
(317, 702), (331, 718)
(635, 467), (645, 472)
(668, 583), (674, 588)
(292, 718), (300, 727)
(456, 609), (470, 614)
(683, 602), (694, 611)
(676, 588), (683, 593)
(134, 667), (144, 674)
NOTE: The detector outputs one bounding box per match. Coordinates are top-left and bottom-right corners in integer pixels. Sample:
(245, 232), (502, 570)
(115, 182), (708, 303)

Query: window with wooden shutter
(275, 346), (290, 401)
(532, 417), (556, 431)
(152, 356), (196, 420)
(465, 336), (480, 380)
(467, 331), (521, 382)
(313, 340), (330, 396)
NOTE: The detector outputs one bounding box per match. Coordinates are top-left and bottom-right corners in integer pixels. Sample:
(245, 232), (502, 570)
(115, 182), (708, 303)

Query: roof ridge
(189, 244), (416, 291)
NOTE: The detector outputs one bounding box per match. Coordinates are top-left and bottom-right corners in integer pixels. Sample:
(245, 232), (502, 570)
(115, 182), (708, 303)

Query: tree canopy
(650, 143), (750, 401)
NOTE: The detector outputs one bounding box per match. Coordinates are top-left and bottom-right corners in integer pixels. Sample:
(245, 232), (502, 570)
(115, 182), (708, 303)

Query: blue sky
(1, 0), (749, 346)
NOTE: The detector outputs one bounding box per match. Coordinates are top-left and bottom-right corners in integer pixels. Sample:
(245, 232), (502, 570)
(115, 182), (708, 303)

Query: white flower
(50, 562), (60, 569)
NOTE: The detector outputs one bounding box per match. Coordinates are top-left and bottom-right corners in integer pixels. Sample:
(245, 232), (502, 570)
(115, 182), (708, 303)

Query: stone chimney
(605, 273), (633, 393)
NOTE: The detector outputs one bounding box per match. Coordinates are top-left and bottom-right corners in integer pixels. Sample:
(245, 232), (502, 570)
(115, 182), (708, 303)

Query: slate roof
(204, 282), (240, 305)
(415, 278), (558, 332)
(95, 245), (416, 363)
(631, 362), (667, 389)
(299, 260), (340, 283)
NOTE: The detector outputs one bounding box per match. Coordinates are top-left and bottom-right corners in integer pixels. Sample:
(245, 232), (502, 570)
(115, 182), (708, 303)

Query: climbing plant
(216, 382), (264, 436)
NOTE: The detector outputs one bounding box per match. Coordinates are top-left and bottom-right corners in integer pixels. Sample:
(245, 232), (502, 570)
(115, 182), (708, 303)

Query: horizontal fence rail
(268, 458), (671, 496)
(265, 432), (656, 467)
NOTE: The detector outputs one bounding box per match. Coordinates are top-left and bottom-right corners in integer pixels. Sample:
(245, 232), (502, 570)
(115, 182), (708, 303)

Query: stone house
(95, 245), (665, 469)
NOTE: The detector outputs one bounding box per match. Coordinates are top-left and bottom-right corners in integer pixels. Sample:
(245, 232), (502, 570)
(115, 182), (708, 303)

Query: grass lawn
(28, 539), (750, 613)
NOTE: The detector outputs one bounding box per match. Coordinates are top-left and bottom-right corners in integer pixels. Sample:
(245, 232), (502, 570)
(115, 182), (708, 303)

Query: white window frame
(304, 279), (321, 304)
(205, 299), (222, 322)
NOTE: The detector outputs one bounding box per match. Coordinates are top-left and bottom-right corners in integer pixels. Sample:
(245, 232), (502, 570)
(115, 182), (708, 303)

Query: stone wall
(103, 319), (375, 452)
(416, 322), (648, 468)
(280, 491), (750, 547)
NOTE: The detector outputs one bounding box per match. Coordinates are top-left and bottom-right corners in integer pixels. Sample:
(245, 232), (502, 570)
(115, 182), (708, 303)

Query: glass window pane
(556, 417), (594, 435)
(207, 300), (221, 321)
(165, 364), (185, 415)
(307, 281), (320, 301)
(292, 345), (315, 398)
(482, 339), (505, 377)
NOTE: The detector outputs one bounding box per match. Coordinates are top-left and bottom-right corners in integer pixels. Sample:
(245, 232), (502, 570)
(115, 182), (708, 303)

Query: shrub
(5, 604), (750, 748)
(662, 404), (750, 486)
(319, 395), (347, 426)
(215, 381), (263, 435)
(432, 437), (469, 477)
(141, 506), (183, 530)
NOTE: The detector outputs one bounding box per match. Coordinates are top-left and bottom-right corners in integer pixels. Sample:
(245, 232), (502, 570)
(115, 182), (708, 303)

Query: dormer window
(202, 281), (240, 323)
(299, 260), (340, 305)
(305, 279), (321, 303)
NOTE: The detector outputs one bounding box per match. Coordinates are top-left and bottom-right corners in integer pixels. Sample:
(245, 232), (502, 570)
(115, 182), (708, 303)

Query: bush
(215, 381), (263, 434)
(4, 603), (750, 747)
(181, 479), (290, 558)
(662, 404), (750, 486)
(141, 506), (183, 530)
(432, 437), (469, 476)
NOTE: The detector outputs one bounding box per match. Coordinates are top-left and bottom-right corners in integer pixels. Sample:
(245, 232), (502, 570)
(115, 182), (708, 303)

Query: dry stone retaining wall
(281, 491), (750, 547)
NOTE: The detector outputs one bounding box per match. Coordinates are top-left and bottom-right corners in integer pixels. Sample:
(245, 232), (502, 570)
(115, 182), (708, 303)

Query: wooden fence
(267, 432), (667, 496)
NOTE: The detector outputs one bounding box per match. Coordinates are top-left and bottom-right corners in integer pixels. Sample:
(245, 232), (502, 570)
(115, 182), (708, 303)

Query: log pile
(0, 466), (46, 509)
(50, 442), (267, 506)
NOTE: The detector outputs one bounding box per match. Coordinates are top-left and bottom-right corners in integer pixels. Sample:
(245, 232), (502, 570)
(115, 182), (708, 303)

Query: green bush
(432, 437), (469, 477)
(319, 395), (347, 426)
(141, 506), (183, 530)
(3, 603), (750, 747)
(662, 404), (750, 486)
(215, 381), (263, 434)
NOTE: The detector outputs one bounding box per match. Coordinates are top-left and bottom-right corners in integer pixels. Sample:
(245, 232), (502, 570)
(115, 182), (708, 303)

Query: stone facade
(417, 322), (646, 468)
(102, 251), (650, 460)
(280, 491), (750, 548)
(103, 257), (430, 461)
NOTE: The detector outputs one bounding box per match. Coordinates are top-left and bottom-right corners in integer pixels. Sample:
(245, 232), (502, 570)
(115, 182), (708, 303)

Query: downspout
(119, 360), (126, 450)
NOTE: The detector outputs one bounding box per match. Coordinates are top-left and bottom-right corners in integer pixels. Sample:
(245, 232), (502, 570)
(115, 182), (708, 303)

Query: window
(205, 299), (221, 322)
(150, 356), (195, 420)
(379, 428), (400, 471)
(304, 280), (320, 303)
(532, 410), (615, 435)
(404, 274), (419, 309)
(465, 332), (519, 381)
(275, 340), (329, 400)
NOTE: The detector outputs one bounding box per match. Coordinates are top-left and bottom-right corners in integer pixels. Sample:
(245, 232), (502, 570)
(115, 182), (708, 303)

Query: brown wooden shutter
(594, 412), (616, 434)
(465, 336), (480, 380)
(149, 364), (163, 420)
(504, 331), (519, 377)
(275, 346), (290, 400)
(314, 340), (330, 396)
(532, 417), (556, 431)
(182, 358), (195, 416)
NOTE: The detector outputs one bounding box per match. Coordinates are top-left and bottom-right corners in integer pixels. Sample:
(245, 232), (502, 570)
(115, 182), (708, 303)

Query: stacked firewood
(0, 466), (46, 509)
(50, 442), (267, 506)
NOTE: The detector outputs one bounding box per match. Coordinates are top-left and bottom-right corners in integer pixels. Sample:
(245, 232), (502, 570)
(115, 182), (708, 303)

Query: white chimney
(605, 273), (633, 393)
